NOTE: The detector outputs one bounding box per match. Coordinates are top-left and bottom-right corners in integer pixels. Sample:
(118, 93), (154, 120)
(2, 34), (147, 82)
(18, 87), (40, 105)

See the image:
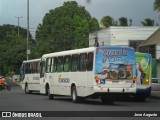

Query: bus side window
(35, 62), (38, 73)
(57, 57), (63, 72)
(28, 63), (31, 74)
(50, 58), (54, 73)
(37, 61), (41, 73)
(25, 63), (28, 74)
(33, 62), (36, 73)
(53, 57), (58, 72)
(71, 54), (79, 72)
(64, 55), (71, 72)
(87, 52), (94, 71)
(79, 53), (87, 71)
(46, 58), (51, 73)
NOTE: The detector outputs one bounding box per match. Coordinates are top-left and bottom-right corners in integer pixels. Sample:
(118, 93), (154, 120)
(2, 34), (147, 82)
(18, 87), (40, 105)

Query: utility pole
(94, 27), (99, 47)
(15, 16), (23, 36)
(27, 0), (29, 60)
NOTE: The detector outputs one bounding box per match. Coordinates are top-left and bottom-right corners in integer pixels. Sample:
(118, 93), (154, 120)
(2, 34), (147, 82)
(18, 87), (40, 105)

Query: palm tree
(154, 0), (160, 12)
(118, 17), (128, 26)
(141, 18), (154, 26)
(100, 16), (114, 28)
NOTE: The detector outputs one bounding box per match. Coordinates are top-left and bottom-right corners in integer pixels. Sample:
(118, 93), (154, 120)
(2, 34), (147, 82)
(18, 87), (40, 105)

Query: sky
(0, 0), (160, 37)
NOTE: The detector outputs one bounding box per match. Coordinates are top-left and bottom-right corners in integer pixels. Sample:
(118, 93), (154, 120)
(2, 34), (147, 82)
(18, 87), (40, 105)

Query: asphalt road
(0, 78), (160, 120)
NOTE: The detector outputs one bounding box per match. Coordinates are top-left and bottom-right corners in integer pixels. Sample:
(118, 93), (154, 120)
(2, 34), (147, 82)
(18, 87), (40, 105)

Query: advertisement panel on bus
(94, 46), (136, 90)
(135, 52), (151, 96)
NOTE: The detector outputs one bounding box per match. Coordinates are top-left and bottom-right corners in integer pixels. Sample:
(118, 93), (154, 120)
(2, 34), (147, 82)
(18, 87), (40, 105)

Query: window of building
(129, 40), (156, 58)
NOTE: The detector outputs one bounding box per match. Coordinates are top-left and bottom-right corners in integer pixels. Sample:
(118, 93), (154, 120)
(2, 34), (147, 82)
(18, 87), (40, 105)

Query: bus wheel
(71, 86), (81, 103)
(100, 95), (114, 104)
(25, 83), (32, 94)
(48, 86), (54, 100)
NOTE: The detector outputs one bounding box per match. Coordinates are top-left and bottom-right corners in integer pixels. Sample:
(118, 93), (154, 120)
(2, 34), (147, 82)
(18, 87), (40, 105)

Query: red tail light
(94, 76), (99, 83)
(133, 76), (136, 83)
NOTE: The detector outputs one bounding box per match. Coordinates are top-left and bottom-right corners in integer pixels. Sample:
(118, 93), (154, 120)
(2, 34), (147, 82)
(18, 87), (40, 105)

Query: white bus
(21, 59), (41, 94)
(39, 46), (137, 103)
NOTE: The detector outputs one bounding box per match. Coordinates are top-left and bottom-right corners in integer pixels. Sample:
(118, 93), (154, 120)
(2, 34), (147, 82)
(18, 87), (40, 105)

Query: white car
(151, 78), (160, 91)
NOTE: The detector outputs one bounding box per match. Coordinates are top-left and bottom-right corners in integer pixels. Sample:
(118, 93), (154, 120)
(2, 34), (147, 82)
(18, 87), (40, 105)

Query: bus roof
(42, 46), (134, 58)
(23, 58), (41, 63)
(42, 47), (96, 58)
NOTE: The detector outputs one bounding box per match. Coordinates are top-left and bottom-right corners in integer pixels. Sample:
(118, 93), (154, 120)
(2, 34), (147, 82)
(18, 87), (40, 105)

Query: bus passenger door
(40, 60), (46, 94)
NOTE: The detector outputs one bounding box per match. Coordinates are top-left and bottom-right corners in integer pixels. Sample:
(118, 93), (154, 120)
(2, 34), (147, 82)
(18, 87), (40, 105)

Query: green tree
(141, 18), (154, 26)
(100, 16), (114, 27)
(0, 24), (32, 41)
(36, 1), (99, 55)
(90, 17), (99, 32)
(118, 17), (128, 26)
(154, 0), (160, 12)
(0, 24), (35, 75)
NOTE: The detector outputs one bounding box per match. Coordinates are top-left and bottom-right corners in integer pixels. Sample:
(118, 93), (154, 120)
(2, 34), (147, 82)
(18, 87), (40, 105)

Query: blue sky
(0, 0), (159, 37)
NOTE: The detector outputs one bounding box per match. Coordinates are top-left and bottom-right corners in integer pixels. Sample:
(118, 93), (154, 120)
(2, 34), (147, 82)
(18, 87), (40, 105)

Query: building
(139, 28), (160, 78)
(89, 27), (159, 57)
(89, 26), (160, 78)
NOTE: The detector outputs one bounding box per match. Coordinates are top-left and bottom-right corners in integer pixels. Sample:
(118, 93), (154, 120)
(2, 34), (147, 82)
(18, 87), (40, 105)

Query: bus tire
(48, 86), (54, 100)
(71, 86), (81, 103)
(45, 84), (49, 95)
(100, 95), (114, 104)
(25, 83), (32, 94)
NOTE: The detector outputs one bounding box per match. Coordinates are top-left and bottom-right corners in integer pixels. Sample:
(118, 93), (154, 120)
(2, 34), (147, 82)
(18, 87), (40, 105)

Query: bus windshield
(95, 46), (136, 80)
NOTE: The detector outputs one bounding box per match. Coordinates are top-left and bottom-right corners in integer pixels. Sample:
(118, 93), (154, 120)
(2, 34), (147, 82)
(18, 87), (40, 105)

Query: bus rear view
(94, 46), (136, 103)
